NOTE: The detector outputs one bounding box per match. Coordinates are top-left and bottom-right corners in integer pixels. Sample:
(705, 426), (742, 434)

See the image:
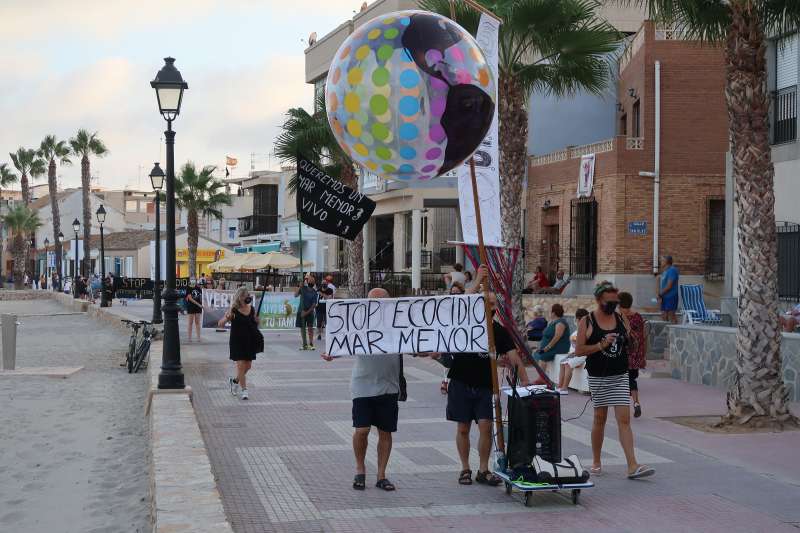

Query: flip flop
(352, 474), (365, 490)
(590, 466), (602, 475)
(375, 478), (395, 491)
(628, 465), (655, 479)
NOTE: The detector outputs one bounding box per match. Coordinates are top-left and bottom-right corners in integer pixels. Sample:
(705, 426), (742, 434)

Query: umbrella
(240, 251), (312, 270)
(207, 254), (250, 272)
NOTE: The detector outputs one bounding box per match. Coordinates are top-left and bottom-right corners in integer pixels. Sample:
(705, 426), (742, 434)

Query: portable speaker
(507, 390), (562, 467)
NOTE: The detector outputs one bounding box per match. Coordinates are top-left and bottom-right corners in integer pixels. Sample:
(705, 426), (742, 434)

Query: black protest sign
(112, 277), (191, 299)
(325, 294), (488, 356)
(296, 154), (376, 241)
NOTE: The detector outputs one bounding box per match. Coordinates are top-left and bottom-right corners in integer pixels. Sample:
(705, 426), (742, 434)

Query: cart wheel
(505, 482), (512, 495)
(524, 491), (533, 507)
(571, 489), (580, 505)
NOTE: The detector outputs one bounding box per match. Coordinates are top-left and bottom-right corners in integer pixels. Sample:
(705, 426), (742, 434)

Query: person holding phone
(575, 281), (654, 480)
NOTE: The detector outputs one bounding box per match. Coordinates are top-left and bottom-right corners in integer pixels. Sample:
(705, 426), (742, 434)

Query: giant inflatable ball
(326, 10), (495, 181)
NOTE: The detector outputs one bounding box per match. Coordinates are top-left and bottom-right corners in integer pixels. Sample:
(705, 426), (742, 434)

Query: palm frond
(175, 162), (231, 219)
(2, 204), (42, 232)
(39, 135), (72, 166)
(69, 129), (109, 158)
(0, 163), (18, 188)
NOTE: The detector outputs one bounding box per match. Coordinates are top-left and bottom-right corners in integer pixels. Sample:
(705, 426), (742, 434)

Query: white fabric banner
(325, 294), (488, 356)
(456, 13), (503, 247)
(149, 239), (167, 280)
(577, 154), (595, 198)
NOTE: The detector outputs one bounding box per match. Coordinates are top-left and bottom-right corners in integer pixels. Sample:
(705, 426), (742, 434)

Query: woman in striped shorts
(575, 281), (655, 480)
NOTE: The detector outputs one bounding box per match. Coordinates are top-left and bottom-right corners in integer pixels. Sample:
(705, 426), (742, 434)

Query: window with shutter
(776, 33), (798, 90)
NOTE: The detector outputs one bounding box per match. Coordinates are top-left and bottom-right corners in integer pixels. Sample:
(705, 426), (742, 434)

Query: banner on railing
(325, 294), (487, 356)
(112, 277), (190, 299)
(202, 289), (301, 331)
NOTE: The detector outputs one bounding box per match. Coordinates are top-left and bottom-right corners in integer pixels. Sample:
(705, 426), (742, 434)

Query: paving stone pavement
(164, 324), (800, 533)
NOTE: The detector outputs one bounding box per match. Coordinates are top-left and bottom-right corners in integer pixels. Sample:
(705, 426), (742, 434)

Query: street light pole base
(157, 369), (185, 390)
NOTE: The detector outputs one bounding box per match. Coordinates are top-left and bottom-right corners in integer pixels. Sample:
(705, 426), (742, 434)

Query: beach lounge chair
(680, 284), (721, 325)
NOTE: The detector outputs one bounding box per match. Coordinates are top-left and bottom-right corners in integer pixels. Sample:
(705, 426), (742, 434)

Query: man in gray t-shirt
(322, 287), (400, 493)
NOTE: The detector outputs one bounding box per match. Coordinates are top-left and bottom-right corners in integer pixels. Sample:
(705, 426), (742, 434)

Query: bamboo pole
(469, 158), (505, 454)
(451, 0), (506, 455)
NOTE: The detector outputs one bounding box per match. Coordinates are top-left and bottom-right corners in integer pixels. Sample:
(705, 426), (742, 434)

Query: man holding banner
(322, 288), (400, 493)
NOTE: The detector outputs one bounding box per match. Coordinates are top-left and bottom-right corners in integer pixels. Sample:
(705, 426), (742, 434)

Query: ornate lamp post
(57, 231), (63, 291)
(43, 237), (50, 284)
(72, 218), (80, 298)
(149, 163), (165, 324)
(96, 205), (109, 307)
(151, 57), (188, 389)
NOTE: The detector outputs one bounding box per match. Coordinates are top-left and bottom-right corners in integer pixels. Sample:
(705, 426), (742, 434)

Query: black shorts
(296, 311), (314, 328)
(446, 379), (493, 424)
(187, 306), (202, 315)
(629, 368), (640, 392)
(352, 394), (399, 432)
(316, 305), (326, 328)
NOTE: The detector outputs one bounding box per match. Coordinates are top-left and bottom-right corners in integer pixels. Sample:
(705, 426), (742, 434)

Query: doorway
(542, 224), (560, 277)
(373, 216), (394, 270)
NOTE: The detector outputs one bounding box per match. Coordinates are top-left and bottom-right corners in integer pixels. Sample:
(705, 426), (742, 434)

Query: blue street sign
(628, 221), (648, 235)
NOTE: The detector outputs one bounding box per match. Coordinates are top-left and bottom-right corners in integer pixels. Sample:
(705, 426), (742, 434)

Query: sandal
(628, 465), (655, 480)
(353, 474), (365, 490)
(375, 478), (395, 491)
(475, 471), (502, 486)
(590, 465), (602, 475)
(458, 469), (473, 485)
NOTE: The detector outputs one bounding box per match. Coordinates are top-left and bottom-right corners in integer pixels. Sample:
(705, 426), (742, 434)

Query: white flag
(456, 14), (503, 248)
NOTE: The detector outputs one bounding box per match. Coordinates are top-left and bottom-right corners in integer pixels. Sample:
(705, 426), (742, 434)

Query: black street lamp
(149, 163), (165, 324)
(96, 205), (109, 307)
(57, 231), (63, 291)
(151, 57), (188, 390)
(44, 237), (49, 284)
(72, 218), (80, 298)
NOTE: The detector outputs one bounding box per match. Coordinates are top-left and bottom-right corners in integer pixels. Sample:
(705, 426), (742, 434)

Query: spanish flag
(226, 156), (238, 167)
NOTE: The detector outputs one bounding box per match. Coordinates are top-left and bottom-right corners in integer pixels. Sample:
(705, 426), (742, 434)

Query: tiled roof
(30, 190), (74, 210)
(87, 229), (153, 251)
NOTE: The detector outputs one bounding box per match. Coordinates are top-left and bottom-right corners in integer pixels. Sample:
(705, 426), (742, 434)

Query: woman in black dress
(218, 287), (262, 400)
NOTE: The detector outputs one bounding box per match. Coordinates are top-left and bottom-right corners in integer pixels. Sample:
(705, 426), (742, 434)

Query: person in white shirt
(444, 263), (466, 289)
(557, 308), (589, 394)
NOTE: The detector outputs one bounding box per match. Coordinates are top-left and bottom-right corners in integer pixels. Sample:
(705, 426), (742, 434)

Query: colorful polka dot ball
(326, 10), (495, 181)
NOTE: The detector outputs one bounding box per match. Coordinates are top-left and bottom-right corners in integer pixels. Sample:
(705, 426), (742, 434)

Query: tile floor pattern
(185, 335), (800, 533)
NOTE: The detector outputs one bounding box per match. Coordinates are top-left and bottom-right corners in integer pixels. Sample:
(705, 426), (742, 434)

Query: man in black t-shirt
(428, 268), (529, 487)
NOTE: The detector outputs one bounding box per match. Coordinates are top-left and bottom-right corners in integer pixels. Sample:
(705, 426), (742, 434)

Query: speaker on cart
(506, 389), (562, 467)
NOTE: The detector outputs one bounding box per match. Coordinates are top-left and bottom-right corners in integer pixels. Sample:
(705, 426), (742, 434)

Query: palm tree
(0, 163), (17, 189)
(175, 163), (231, 279)
(2, 205), (41, 289)
(9, 147), (45, 205)
(274, 93), (365, 297)
(70, 130), (108, 276)
(38, 135), (72, 286)
(633, 1), (800, 428)
(420, 0), (621, 324)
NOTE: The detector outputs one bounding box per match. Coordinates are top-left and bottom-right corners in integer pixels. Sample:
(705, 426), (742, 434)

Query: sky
(0, 0), (358, 191)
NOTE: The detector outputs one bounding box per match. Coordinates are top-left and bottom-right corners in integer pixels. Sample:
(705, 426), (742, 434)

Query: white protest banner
(456, 13), (503, 247)
(326, 294), (488, 356)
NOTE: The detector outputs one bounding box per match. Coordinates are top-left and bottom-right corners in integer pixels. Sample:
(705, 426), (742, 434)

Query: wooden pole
(469, 158), (505, 454)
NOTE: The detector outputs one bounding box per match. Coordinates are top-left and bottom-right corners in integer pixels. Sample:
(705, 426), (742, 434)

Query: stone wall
(0, 289), (55, 300)
(669, 325), (800, 402)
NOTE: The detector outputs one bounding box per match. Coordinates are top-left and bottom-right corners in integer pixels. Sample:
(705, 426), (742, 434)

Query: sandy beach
(0, 300), (149, 533)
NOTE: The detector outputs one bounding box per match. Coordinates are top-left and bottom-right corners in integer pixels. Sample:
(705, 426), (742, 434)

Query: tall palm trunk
(187, 209), (198, 279)
(48, 159), (62, 284)
(338, 163), (364, 297)
(81, 155), (92, 276)
(498, 73), (528, 328)
(20, 173), (30, 205)
(723, 4), (797, 427)
(12, 234), (25, 290)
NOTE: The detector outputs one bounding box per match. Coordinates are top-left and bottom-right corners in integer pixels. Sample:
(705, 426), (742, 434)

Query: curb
(146, 340), (232, 533)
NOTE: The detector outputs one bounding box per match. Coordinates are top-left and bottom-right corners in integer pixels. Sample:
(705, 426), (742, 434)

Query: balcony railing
(772, 85), (797, 145)
(778, 222), (800, 301)
(238, 214), (278, 237)
(530, 138), (615, 167)
(626, 137), (644, 150)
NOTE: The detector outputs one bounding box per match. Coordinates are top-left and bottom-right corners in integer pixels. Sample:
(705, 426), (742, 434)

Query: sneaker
(229, 377), (239, 396)
(240, 388), (249, 400)
(557, 388), (570, 395)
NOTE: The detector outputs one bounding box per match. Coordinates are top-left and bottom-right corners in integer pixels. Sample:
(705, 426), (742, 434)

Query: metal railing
(404, 250), (432, 270)
(238, 214), (279, 237)
(367, 271), (446, 297)
(778, 222), (800, 301)
(772, 86), (797, 145)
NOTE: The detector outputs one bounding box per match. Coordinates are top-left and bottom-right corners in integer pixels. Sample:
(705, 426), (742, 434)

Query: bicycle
(121, 319), (155, 373)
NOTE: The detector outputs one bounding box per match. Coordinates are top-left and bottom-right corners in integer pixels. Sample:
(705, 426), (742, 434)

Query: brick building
(526, 21), (728, 305)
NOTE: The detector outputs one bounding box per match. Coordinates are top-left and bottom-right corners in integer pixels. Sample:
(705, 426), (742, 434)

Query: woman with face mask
(218, 287), (263, 400)
(575, 281), (654, 480)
